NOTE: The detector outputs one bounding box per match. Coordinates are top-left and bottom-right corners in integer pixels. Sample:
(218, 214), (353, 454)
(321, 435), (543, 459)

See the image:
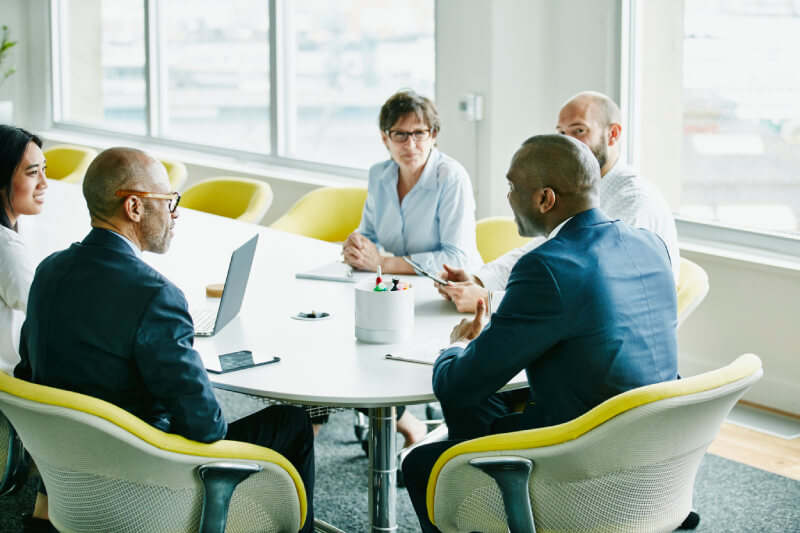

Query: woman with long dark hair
(0, 125), (47, 375)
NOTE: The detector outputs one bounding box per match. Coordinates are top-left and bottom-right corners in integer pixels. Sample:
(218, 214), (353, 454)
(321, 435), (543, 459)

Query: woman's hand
(343, 232), (382, 271)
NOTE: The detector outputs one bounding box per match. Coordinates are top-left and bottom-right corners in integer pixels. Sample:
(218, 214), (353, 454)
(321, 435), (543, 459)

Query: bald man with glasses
(16, 147), (316, 532)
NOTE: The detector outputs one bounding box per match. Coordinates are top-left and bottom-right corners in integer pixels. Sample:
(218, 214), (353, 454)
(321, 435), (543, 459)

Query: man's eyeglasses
(115, 190), (181, 213)
(384, 129), (433, 143)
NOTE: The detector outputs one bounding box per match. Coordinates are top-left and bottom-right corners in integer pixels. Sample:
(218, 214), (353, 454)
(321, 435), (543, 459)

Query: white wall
(436, 0), (622, 218)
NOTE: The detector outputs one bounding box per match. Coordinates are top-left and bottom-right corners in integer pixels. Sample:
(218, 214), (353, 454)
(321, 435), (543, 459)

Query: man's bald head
(556, 91), (623, 175)
(506, 134), (599, 237)
(562, 91), (621, 128)
(83, 147), (167, 221)
(515, 134), (599, 197)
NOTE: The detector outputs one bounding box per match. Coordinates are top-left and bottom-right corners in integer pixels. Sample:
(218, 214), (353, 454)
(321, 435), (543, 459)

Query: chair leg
(197, 462), (262, 533)
(469, 456), (536, 533)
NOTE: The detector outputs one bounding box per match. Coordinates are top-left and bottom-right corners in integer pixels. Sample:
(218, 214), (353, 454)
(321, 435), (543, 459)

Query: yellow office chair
(676, 257), (710, 327)
(42, 144), (98, 184)
(160, 158), (188, 191)
(475, 216), (531, 263)
(270, 187), (368, 242)
(0, 372), (307, 533)
(425, 353), (762, 533)
(180, 176), (273, 224)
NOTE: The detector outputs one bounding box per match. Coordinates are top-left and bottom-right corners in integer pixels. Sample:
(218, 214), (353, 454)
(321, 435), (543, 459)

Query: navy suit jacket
(433, 208), (678, 431)
(15, 228), (227, 443)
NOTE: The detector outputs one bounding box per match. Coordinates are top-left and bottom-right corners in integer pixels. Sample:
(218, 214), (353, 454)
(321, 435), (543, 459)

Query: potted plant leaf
(0, 24), (18, 123)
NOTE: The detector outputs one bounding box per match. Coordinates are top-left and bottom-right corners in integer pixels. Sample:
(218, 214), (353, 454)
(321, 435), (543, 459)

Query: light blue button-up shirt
(357, 148), (482, 273)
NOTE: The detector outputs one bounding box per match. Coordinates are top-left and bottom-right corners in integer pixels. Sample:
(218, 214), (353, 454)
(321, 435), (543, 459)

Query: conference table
(21, 179), (525, 532)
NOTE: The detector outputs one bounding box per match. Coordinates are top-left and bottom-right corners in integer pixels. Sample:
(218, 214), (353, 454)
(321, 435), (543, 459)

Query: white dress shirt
(357, 147), (483, 273)
(475, 160), (680, 292)
(0, 225), (35, 374)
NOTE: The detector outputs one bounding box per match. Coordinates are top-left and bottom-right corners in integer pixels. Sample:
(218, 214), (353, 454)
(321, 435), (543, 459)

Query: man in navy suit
(16, 147), (315, 532)
(403, 134), (678, 532)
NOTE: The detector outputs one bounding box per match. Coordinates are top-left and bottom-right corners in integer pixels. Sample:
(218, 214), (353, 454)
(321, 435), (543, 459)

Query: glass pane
(682, 1), (800, 234)
(285, 0), (435, 169)
(57, 0), (146, 134)
(159, 0), (270, 152)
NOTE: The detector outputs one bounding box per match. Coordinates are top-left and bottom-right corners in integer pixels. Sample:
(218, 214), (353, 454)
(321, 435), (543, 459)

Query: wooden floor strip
(708, 422), (800, 481)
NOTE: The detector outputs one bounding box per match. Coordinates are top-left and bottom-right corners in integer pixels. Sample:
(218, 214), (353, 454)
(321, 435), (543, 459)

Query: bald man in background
(439, 91), (680, 312)
(16, 147), (315, 532)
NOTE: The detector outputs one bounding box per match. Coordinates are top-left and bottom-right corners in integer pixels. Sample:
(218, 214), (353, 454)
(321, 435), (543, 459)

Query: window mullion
(269, 0), (280, 155)
(144, 0), (164, 138)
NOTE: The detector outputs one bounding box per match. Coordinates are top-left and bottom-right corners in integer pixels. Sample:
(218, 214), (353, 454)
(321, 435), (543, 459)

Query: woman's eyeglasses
(115, 190), (181, 213)
(384, 129), (432, 143)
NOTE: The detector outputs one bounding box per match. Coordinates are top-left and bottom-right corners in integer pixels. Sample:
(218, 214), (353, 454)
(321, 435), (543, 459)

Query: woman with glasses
(336, 90), (481, 448)
(343, 89), (482, 278)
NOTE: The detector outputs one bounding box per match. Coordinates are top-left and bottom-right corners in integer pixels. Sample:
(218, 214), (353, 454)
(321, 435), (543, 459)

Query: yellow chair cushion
(476, 216), (531, 263)
(270, 187), (368, 243)
(43, 144), (98, 184)
(180, 176), (273, 223)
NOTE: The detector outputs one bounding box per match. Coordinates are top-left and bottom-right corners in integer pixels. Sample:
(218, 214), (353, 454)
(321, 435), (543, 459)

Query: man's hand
(436, 264), (488, 312)
(439, 264), (471, 283)
(439, 282), (490, 313)
(343, 232), (382, 271)
(449, 298), (487, 343)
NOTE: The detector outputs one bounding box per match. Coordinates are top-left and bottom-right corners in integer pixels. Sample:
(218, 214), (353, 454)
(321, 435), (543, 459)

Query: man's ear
(537, 187), (557, 213)
(121, 195), (143, 222)
(607, 123), (622, 147)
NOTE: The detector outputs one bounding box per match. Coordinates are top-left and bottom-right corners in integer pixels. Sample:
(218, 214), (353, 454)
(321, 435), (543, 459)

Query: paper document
(385, 339), (447, 366)
(296, 261), (372, 283)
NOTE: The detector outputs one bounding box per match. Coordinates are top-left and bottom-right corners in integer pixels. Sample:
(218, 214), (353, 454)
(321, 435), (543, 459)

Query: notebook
(192, 234), (258, 337)
(385, 339), (446, 366)
(296, 260), (372, 283)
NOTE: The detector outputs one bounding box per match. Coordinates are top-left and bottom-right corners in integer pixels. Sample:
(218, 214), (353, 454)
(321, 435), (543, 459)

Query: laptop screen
(213, 234), (259, 334)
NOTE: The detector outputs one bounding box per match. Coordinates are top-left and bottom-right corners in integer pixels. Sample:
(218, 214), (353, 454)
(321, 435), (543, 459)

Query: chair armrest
(469, 456), (535, 533)
(198, 461), (262, 533)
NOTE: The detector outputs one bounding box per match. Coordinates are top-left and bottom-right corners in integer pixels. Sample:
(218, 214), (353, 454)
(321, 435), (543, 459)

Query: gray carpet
(1, 391), (798, 532)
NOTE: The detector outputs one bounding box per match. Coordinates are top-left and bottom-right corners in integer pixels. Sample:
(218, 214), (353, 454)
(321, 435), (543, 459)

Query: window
(52, 0), (435, 172)
(680, 0), (800, 235)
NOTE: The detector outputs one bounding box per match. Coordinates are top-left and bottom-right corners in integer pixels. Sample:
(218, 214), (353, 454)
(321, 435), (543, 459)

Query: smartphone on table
(206, 350), (281, 374)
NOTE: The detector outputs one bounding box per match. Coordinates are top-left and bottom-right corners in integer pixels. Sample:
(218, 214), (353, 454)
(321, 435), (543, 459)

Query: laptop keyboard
(191, 306), (217, 335)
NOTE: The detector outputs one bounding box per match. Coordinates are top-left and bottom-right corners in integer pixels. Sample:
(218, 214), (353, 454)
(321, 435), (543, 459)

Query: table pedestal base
(368, 406), (397, 532)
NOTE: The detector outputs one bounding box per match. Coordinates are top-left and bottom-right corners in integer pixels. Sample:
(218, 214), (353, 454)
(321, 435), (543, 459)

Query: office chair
(180, 176), (273, 224)
(270, 187), (368, 242)
(160, 158), (189, 191)
(475, 216), (531, 263)
(676, 257), (710, 327)
(424, 353), (762, 533)
(42, 144), (98, 184)
(0, 371), (307, 533)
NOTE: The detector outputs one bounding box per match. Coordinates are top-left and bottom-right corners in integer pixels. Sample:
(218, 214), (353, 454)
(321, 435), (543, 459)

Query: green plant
(0, 25), (18, 88)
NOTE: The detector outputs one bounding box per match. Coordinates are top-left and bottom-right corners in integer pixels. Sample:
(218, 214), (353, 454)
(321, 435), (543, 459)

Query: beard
(141, 203), (173, 254)
(588, 137), (608, 170)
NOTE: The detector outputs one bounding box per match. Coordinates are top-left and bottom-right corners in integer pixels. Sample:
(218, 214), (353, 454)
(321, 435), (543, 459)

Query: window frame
(48, 0), (440, 180)
(621, 0), (800, 264)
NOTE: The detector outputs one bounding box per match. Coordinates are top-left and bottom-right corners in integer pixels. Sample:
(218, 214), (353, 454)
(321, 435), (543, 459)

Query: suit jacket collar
(560, 208), (611, 233)
(82, 228), (140, 259)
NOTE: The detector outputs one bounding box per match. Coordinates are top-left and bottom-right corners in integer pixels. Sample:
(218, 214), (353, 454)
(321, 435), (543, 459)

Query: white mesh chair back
(0, 380), (304, 533)
(431, 354), (762, 533)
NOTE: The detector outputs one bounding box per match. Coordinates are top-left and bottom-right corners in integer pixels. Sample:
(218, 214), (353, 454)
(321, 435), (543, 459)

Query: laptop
(192, 234), (258, 337)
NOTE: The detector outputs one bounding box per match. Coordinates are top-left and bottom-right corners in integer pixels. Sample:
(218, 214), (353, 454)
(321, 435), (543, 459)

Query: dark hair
(379, 89), (441, 133)
(0, 125), (43, 230)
